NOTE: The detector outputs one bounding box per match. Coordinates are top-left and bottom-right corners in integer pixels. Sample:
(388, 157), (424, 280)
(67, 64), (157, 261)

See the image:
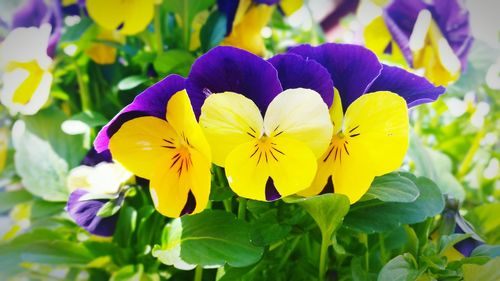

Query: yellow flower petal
(225, 136), (317, 201)
(167, 90), (211, 160)
(87, 0), (154, 35)
(364, 16), (392, 55)
(109, 116), (178, 179)
(110, 90), (212, 217)
(330, 88), (343, 134)
(199, 92), (263, 167)
(302, 91), (409, 203)
(280, 0), (303, 16)
(222, 4), (274, 56)
(264, 88), (333, 158)
(150, 147), (211, 217)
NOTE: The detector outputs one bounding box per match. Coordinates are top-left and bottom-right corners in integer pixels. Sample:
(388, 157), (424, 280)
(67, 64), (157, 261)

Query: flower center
(249, 136), (285, 165)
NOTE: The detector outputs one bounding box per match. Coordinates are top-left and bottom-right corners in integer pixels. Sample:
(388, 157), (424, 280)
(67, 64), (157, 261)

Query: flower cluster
(95, 43), (444, 218)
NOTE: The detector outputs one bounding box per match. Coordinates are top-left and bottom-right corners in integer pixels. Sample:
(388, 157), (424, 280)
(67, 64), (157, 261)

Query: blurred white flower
(0, 24), (53, 115)
(67, 162), (133, 194)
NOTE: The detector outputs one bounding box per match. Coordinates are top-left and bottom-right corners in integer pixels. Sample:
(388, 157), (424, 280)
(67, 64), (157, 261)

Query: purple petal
(94, 74), (185, 153)
(367, 64), (445, 107)
(268, 53), (334, 107)
(288, 43), (382, 111)
(12, 0), (49, 28)
(186, 46), (283, 117)
(454, 224), (483, 257)
(383, 0), (473, 70)
(254, 0), (280, 4)
(382, 11), (414, 65)
(66, 189), (117, 237)
(429, 0), (473, 69)
(81, 148), (112, 166)
(217, 0), (239, 35)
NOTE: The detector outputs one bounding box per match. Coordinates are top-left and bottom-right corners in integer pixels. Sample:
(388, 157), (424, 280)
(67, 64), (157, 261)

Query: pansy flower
(280, 43), (445, 203)
(85, 28), (125, 65)
(94, 75), (212, 218)
(218, 0), (302, 55)
(188, 46), (333, 201)
(87, 0), (155, 35)
(12, 0), (63, 58)
(66, 149), (132, 236)
(0, 24), (54, 115)
(364, 0), (473, 86)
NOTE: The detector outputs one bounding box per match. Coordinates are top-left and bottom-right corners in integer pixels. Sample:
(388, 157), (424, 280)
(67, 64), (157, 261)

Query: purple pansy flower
(66, 189), (118, 237)
(453, 214), (484, 256)
(383, 0), (473, 70)
(66, 149), (121, 236)
(12, 0), (63, 58)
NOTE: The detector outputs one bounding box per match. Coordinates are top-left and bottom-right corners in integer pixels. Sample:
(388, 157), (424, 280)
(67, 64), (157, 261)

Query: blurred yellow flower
(0, 128), (7, 173)
(86, 29), (125, 65)
(87, 0), (155, 35)
(0, 24), (53, 115)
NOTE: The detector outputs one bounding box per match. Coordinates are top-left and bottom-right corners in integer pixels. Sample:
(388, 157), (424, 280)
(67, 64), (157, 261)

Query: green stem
(319, 233), (330, 281)
(457, 128), (486, 180)
(73, 60), (91, 112)
(378, 233), (387, 264)
(361, 233), (369, 271)
(238, 198), (247, 220)
(194, 266), (203, 281)
(154, 4), (163, 55)
(222, 199), (232, 213)
(182, 0), (190, 49)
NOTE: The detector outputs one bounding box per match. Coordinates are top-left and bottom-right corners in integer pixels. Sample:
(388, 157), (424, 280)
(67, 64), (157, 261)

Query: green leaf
(288, 193), (350, 239)
(0, 189), (33, 213)
(110, 264), (144, 281)
(68, 111), (109, 128)
(471, 245), (500, 258)
(200, 10), (227, 52)
(164, 0), (215, 28)
(250, 209), (292, 247)
(60, 17), (93, 42)
(463, 257), (500, 281)
(378, 254), (420, 281)
(438, 233), (471, 255)
(363, 172), (420, 203)
(153, 210), (263, 268)
(30, 200), (66, 220)
(117, 75), (149, 91)
(20, 240), (94, 265)
(344, 175), (444, 233)
(465, 203), (500, 244)
(113, 206), (138, 247)
(96, 200), (122, 218)
(13, 119), (70, 201)
(19, 106), (86, 167)
(153, 49), (195, 76)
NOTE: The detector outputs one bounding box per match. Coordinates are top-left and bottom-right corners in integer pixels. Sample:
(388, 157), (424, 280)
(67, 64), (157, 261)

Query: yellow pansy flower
(87, 0), (155, 35)
(109, 89), (212, 218)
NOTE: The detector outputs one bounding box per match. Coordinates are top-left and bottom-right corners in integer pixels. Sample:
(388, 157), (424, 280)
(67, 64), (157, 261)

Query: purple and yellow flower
(364, 0), (473, 86)
(218, 0), (302, 55)
(281, 44), (445, 202)
(94, 75), (212, 218)
(87, 0), (155, 35)
(66, 149), (131, 236)
(187, 46), (336, 201)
